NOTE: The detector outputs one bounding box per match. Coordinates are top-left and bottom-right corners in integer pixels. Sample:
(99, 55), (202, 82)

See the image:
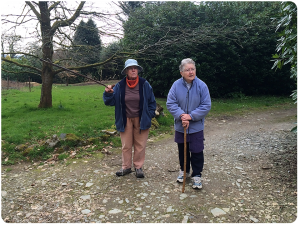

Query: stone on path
(109, 209), (122, 214)
(85, 182), (93, 187)
(81, 209), (91, 214)
(167, 206), (174, 212)
(182, 215), (189, 223)
(180, 193), (188, 200)
(211, 208), (227, 217)
(235, 166), (243, 170)
(250, 216), (259, 222)
(80, 195), (91, 200)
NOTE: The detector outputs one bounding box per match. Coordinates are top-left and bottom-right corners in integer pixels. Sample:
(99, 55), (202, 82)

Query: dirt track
(1, 107), (297, 223)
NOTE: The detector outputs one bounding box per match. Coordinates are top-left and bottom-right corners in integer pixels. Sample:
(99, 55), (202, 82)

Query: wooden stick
(39, 58), (114, 88)
(182, 126), (187, 193)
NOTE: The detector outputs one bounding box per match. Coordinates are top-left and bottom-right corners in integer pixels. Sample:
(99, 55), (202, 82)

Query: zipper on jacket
(140, 83), (146, 134)
(186, 88), (190, 134)
(120, 90), (124, 131)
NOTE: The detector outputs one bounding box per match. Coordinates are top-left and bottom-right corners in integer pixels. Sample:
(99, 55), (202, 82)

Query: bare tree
(1, 31), (22, 58)
(1, 1), (127, 108)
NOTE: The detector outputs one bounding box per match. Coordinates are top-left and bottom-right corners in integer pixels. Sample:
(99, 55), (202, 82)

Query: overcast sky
(1, 1), (122, 50)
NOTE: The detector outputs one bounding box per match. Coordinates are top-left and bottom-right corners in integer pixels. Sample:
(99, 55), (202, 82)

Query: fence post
(7, 76), (9, 90)
(28, 76), (31, 92)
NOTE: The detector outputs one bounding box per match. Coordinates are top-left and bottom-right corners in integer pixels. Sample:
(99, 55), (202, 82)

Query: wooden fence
(1, 77), (40, 91)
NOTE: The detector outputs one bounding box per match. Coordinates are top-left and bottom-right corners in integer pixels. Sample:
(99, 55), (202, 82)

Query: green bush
(123, 1), (295, 97)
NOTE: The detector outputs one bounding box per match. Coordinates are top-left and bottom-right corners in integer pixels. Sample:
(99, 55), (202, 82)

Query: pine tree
(73, 19), (101, 65)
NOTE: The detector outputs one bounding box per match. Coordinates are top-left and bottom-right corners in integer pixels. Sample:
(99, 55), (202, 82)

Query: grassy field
(1, 84), (296, 164)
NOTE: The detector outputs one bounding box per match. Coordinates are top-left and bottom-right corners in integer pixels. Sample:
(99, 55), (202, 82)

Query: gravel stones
(81, 209), (91, 214)
(211, 208), (227, 217)
(109, 209), (122, 214)
(179, 193), (188, 200)
(1, 109), (297, 223)
(85, 182), (93, 187)
(1, 191), (7, 197)
(80, 195), (91, 200)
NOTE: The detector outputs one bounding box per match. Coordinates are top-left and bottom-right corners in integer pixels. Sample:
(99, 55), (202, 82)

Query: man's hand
(105, 85), (114, 93)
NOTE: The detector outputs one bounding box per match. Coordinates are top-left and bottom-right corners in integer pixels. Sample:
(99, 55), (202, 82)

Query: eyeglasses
(183, 68), (195, 72)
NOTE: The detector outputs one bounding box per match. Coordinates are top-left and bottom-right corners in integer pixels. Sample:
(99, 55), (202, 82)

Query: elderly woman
(166, 58), (211, 189)
(103, 59), (156, 178)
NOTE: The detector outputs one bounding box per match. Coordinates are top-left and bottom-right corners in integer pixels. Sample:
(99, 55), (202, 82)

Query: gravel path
(1, 107), (297, 223)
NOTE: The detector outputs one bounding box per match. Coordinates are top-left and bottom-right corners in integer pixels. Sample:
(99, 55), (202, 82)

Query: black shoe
(116, 168), (132, 176)
(135, 168), (144, 178)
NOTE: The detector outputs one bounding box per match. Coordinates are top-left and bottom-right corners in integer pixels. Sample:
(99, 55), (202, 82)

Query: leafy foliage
(73, 19), (102, 64)
(272, 2), (297, 132)
(72, 19), (102, 80)
(122, 1), (295, 97)
(1, 56), (41, 83)
(99, 41), (126, 80)
(118, 1), (145, 20)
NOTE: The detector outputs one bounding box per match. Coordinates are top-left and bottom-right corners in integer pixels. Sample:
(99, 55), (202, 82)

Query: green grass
(1, 84), (295, 163)
(2, 85), (115, 144)
(208, 95), (295, 118)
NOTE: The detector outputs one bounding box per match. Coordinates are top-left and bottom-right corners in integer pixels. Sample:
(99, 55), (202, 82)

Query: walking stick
(182, 126), (187, 193)
(40, 58), (114, 88)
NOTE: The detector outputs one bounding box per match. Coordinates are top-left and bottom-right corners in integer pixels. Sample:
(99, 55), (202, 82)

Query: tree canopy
(71, 18), (103, 81)
(121, 1), (295, 97)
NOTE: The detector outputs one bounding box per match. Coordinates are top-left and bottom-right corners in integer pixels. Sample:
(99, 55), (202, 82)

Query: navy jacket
(103, 77), (156, 132)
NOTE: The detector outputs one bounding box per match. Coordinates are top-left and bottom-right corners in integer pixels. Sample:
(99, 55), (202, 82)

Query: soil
(1, 107), (297, 223)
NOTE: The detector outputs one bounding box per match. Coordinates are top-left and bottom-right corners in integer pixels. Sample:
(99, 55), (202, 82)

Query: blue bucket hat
(121, 59), (143, 75)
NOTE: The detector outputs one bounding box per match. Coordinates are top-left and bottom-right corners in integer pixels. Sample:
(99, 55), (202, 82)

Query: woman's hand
(180, 114), (191, 121)
(181, 113), (191, 129)
(105, 85), (114, 93)
(182, 120), (189, 129)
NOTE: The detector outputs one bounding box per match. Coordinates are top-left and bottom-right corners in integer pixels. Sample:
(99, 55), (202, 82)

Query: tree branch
(2, 52), (40, 58)
(2, 68), (41, 77)
(25, 1), (41, 21)
(1, 57), (42, 73)
(50, 1), (85, 36)
(49, 1), (61, 12)
(52, 51), (134, 75)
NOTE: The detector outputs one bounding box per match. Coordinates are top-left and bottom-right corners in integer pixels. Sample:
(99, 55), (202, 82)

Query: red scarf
(126, 76), (139, 88)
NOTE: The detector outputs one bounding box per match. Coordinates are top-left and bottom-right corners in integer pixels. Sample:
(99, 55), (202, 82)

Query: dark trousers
(178, 142), (204, 177)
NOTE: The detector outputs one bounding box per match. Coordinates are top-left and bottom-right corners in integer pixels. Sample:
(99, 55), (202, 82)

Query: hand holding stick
(105, 85), (114, 93)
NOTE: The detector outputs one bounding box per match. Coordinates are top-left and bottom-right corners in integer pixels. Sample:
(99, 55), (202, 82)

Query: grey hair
(179, 58), (195, 72)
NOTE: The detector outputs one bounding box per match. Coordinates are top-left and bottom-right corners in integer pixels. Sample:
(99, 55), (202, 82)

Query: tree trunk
(38, 2), (54, 108)
(39, 68), (53, 108)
